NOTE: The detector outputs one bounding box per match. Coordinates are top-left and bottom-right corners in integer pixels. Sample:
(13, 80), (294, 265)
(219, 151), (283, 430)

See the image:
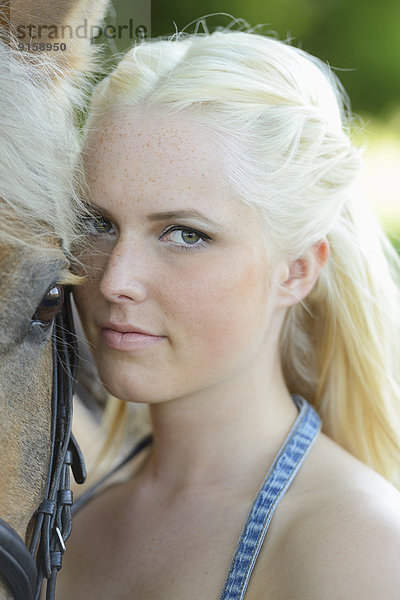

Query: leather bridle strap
(31, 289), (86, 600)
(0, 289), (85, 600)
(0, 519), (36, 599)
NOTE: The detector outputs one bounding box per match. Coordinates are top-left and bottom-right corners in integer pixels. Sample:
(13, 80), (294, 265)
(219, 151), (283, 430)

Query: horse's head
(0, 1), (109, 597)
(0, 211), (75, 541)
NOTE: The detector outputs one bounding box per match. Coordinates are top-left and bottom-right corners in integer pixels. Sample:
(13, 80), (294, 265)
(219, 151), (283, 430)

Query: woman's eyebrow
(147, 210), (219, 228)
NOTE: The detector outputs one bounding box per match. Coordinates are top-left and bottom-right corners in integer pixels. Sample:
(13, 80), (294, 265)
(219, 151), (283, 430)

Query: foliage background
(102, 0), (400, 249)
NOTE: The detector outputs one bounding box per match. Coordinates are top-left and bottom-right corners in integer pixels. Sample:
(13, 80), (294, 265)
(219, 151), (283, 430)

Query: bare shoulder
(275, 433), (400, 598)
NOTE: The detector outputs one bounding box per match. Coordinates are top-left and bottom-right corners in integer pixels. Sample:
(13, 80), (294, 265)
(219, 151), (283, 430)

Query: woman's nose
(99, 240), (147, 304)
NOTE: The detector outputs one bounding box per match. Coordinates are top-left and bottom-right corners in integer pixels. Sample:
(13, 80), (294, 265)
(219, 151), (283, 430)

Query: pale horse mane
(0, 39), (90, 259)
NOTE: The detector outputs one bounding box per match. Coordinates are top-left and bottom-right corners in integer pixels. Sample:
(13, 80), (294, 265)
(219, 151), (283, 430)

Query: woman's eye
(85, 215), (115, 235)
(32, 284), (64, 325)
(161, 226), (210, 249)
(170, 230), (201, 245)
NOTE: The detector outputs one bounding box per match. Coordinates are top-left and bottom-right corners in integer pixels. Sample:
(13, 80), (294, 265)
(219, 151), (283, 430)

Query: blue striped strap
(219, 396), (321, 600)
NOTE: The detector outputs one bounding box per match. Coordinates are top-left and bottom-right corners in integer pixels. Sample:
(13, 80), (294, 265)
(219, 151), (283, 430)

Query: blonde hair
(0, 36), (90, 258)
(85, 29), (400, 486)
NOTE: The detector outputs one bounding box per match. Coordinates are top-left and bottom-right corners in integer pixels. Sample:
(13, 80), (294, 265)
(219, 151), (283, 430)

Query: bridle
(0, 289), (86, 600)
(0, 289), (85, 599)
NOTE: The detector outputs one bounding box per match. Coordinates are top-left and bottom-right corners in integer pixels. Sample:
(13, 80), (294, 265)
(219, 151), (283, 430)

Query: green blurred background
(101, 0), (400, 249)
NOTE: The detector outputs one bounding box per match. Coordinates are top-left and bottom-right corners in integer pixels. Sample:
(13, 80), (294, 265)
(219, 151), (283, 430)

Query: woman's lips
(101, 327), (166, 352)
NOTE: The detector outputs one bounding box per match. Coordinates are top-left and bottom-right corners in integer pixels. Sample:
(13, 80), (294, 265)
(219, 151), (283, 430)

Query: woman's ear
(277, 238), (330, 308)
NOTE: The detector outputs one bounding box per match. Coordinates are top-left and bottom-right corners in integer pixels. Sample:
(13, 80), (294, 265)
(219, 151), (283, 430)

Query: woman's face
(75, 113), (286, 404)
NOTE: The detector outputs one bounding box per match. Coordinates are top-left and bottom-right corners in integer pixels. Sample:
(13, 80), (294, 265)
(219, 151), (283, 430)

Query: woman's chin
(99, 376), (168, 405)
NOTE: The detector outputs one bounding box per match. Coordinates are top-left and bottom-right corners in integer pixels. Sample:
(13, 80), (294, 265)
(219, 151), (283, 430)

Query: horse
(0, 1), (109, 597)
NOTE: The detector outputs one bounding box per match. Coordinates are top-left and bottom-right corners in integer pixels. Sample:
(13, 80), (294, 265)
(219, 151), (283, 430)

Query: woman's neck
(143, 355), (298, 491)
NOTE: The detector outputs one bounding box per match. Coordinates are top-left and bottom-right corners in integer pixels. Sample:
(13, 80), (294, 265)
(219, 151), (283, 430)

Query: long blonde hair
(84, 29), (400, 486)
(0, 29), (93, 258)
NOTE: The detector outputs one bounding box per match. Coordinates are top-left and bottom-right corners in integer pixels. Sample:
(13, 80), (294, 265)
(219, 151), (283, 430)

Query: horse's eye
(32, 284), (64, 325)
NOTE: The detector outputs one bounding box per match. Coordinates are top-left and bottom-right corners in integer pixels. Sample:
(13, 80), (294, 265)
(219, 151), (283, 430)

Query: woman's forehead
(85, 111), (219, 160)
(83, 113), (231, 199)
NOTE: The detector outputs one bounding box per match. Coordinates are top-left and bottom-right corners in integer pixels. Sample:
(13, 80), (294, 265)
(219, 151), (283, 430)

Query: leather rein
(0, 289), (86, 600)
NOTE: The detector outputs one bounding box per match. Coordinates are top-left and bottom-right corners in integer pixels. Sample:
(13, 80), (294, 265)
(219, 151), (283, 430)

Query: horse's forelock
(0, 40), (90, 254)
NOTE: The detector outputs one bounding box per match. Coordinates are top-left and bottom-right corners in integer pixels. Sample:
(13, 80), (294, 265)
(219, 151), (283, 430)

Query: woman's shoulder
(263, 432), (400, 599)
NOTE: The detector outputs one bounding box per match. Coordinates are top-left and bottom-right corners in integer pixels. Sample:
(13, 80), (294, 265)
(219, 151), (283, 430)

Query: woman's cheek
(169, 254), (270, 359)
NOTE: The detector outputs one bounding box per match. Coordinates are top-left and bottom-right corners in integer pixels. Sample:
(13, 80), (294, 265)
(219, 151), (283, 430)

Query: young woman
(59, 29), (400, 599)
